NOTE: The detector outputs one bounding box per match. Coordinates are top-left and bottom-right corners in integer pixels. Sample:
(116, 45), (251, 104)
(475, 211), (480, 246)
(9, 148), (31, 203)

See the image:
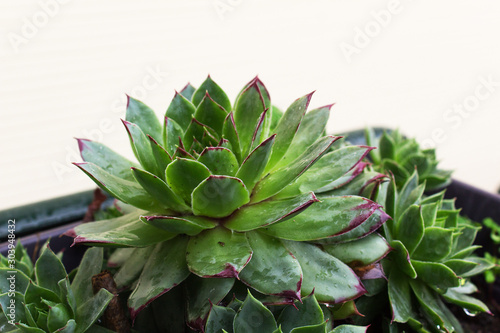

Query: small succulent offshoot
(0, 243), (113, 333)
(365, 129), (452, 191)
(70, 76), (391, 330)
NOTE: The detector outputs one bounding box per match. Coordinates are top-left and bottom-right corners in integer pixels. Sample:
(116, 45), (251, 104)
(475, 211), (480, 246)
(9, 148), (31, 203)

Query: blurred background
(1, 0), (500, 211)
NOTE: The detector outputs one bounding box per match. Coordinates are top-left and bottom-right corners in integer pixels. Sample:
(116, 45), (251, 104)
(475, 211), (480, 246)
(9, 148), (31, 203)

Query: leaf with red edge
(126, 96), (162, 143)
(239, 231), (302, 300)
(186, 227), (252, 278)
(165, 91), (196, 129)
(73, 211), (175, 247)
(283, 241), (366, 303)
(225, 192), (318, 232)
(191, 176), (250, 218)
(128, 237), (190, 321)
(192, 75), (231, 111)
(234, 78), (267, 156)
(262, 196), (382, 241)
(252, 136), (339, 203)
(76, 138), (138, 181)
(73, 162), (163, 211)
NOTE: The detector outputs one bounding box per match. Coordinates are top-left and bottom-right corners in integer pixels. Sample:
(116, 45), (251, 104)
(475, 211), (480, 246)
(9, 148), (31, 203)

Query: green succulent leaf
(277, 295), (324, 333)
(126, 96), (162, 142)
(55, 319), (77, 333)
(192, 76), (231, 111)
(113, 246), (154, 288)
(70, 247), (103, 306)
(322, 233), (391, 266)
(319, 208), (390, 244)
(280, 146), (372, 198)
(274, 105), (331, 170)
(186, 227), (252, 278)
(128, 237), (190, 320)
(389, 240), (417, 279)
(409, 280), (462, 333)
(166, 158), (211, 204)
(330, 324), (368, 332)
(290, 322), (327, 333)
(185, 275), (235, 330)
(0, 268), (30, 295)
(235, 135), (276, 192)
(442, 288), (490, 314)
(132, 167), (190, 213)
(284, 241), (365, 303)
(252, 136), (339, 203)
(141, 215), (216, 236)
(147, 135), (172, 180)
(459, 257), (496, 278)
(25, 281), (61, 308)
(0, 292), (26, 325)
(223, 112), (242, 163)
(47, 303), (71, 332)
(163, 117), (184, 157)
(239, 231), (302, 299)
(379, 132), (396, 160)
(193, 93), (228, 135)
(122, 120), (157, 174)
(198, 147), (239, 176)
(444, 259), (478, 276)
(263, 196), (381, 241)
(233, 291), (277, 333)
(73, 210), (175, 247)
(76, 139), (138, 181)
(394, 205), (424, 255)
(73, 162), (163, 211)
(180, 82), (196, 100)
(107, 248), (135, 267)
(225, 192), (318, 232)
(75, 288), (113, 333)
(388, 268), (413, 323)
(35, 247), (67, 293)
(412, 227), (453, 262)
(410, 260), (459, 289)
(265, 93), (313, 171)
(192, 176), (250, 218)
(395, 172), (423, 219)
(165, 91), (196, 129)
(233, 78), (267, 156)
(205, 304), (236, 333)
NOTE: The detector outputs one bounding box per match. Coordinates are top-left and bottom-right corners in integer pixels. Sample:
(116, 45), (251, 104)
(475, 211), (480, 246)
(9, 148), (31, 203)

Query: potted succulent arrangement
(1, 76), (498, 332)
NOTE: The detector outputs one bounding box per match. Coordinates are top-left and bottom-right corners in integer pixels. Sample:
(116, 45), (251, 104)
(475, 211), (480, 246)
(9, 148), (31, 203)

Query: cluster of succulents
(69, 76), (392, 330)
(346, 154), (493, 333)
(0, 243), (113, 332)
(204, 291), (368, 333)
(364, 129), (452, 190)
(1, 75), (493, 333)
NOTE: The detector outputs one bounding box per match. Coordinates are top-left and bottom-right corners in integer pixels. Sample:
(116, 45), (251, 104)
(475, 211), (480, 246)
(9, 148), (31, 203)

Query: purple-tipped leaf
(225, 192), (318, 232)
(252, 135), (340, 203)
(73, 162), (163, 211)
(262, 196), (381, 241)
(76, 138), (138, 181)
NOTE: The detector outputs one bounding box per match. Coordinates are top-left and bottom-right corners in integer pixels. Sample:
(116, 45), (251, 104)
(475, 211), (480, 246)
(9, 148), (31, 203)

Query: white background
(1, 0), (500, 210)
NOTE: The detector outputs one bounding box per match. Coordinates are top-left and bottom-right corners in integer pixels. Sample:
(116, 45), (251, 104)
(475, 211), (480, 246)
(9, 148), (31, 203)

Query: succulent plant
(364, 129), (452, 190)
(355, 172), (494, 333)
(205, 290), (368, 333)
(0, 245), (113, 332)
(69, 76), (390, 329)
